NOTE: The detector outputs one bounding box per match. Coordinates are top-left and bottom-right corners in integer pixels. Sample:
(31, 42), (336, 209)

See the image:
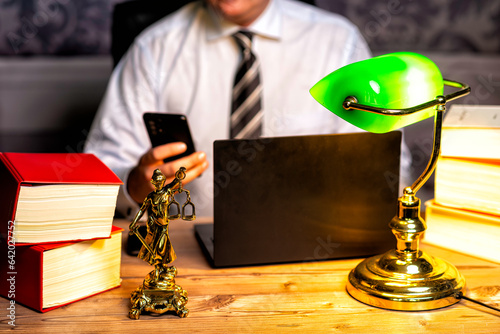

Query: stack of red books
(0, 153), (123, 312)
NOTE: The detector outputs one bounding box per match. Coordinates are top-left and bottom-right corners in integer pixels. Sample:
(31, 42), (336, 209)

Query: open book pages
(435, 157), (500, 216)
(42, 228), (122, 309)
(442, 105), (500, 160)
(424, 201), (500, 264)
(13, 183), (119, 244)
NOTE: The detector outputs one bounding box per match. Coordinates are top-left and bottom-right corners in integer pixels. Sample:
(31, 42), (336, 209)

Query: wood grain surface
(1, 218), (499, 333)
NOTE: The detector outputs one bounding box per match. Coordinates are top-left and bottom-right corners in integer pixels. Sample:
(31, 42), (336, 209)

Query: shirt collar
(205, 0), (282, 42)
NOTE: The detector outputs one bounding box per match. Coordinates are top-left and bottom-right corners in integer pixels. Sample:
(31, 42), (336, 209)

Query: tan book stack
(425, 105), (500, 264)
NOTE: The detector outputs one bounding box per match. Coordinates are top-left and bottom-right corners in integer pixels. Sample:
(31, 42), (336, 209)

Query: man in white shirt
(85, 0), (406, 218)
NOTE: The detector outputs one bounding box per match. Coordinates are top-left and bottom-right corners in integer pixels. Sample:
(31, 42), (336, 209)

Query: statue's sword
(131, 228), (155, 255)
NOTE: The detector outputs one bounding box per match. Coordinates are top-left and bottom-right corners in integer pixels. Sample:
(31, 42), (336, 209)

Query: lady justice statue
(128, 167), (195, 319)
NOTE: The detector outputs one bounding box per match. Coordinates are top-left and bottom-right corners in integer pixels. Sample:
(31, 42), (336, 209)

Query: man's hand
(127, 142), (209, 204)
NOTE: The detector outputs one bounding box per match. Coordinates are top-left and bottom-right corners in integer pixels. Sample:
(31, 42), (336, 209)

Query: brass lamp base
(347, 250), (466, 311)
(346, 186), (466, 311)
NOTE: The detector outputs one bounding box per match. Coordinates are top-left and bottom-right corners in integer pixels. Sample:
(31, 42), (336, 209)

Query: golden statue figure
(128, 167), (195, 319)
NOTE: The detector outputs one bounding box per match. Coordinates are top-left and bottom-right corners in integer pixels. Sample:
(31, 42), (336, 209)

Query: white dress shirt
(85, 0), (409, 218)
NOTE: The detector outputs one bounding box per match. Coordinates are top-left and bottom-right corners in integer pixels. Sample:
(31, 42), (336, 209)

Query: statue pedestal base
(129, 266), (189, 319)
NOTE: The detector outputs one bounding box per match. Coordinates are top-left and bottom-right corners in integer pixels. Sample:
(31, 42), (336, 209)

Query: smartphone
(127, 113), (195, 256)
(143, 112), (196, 163)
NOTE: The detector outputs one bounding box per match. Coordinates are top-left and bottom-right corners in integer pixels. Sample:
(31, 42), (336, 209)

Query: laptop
(195, 131), (401, 267)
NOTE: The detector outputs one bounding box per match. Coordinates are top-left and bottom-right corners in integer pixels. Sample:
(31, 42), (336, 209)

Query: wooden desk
(2, 219), (499, 333)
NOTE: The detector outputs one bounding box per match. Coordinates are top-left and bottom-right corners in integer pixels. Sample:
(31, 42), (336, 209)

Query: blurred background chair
(111, 0), (194, 67)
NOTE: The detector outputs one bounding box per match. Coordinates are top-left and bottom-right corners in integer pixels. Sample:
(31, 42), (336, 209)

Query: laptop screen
(199, 132), (401, 267)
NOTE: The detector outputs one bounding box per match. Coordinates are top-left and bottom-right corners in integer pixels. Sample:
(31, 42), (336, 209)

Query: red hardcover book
(0, 226), (123, 312)
(0, 153), (122, 244)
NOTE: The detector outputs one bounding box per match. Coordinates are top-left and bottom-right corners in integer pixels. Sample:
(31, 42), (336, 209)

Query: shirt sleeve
(84, 41), (159, 219)
(346, 28), (372, 64)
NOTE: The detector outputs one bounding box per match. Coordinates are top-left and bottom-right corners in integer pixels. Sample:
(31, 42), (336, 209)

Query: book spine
(0, 153), (23, 181)
(0, 155), (22, 243)
(0, 244), (44, 312)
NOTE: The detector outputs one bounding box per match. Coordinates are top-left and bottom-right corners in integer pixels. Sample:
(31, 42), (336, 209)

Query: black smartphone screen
(143, 112), (196, 163)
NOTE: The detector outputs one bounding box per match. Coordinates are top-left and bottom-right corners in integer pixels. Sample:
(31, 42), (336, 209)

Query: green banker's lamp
(310, 52), (470, 311)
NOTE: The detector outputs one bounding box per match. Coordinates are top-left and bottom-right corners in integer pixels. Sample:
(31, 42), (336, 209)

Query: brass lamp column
(309, 52), (471, 311)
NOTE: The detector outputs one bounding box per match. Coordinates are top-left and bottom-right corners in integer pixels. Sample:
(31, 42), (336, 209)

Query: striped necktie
(230, 31), (263, 139)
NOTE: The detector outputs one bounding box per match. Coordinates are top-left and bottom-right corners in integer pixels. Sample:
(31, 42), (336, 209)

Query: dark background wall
(1, 1), (499, 56)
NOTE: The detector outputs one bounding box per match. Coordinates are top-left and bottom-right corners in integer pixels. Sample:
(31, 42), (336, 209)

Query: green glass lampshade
(310, 52), (443, 133)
